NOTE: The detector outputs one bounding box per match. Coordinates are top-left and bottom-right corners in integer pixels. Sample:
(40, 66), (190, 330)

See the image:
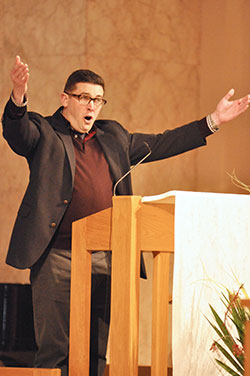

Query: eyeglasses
(64, 92), (107, 108)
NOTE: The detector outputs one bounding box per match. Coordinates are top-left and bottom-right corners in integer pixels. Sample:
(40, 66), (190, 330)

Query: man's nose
(87, 99), (95, 110)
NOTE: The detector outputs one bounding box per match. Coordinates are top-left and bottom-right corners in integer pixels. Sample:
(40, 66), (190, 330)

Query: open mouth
(84, 116), (92, 122)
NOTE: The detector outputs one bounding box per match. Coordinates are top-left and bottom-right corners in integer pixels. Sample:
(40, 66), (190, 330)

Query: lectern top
(142, 190), (177, 204)
(142, 190), (250, 204)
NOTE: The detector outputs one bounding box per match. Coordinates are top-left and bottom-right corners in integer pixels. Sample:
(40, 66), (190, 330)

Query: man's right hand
(11, 55), (30, 105)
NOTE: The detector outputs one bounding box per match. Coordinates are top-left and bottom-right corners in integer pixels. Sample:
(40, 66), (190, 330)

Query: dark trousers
(30, 248), (111, 376)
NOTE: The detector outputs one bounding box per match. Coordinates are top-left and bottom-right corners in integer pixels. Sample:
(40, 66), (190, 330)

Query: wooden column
(69, 219), (92, 376)
(151, 252), (170, 375)
(109, 196), (141, 376)
(241, 299), (250, 376)
(245, 322), (250, 376)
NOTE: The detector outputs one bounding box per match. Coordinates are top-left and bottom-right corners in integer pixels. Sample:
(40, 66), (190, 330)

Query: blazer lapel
(56, 131), (76, 184)
(48, 110), (76, 185)
(96, 128), (132, 195)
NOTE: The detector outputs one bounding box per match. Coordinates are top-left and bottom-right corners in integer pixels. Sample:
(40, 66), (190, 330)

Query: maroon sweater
(52, 128), (113, 250)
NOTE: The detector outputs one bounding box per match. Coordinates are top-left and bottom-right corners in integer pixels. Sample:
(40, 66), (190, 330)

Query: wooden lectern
(2, 191), (249, 376)
(69, 195), (175, 376)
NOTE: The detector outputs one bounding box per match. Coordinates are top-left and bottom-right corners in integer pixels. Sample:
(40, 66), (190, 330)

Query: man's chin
(76, 121), (94, 133)
(82, 123), (94, 133)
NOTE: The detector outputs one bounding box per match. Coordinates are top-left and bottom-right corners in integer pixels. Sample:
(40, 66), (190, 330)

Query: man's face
(61, 82), (104, 133)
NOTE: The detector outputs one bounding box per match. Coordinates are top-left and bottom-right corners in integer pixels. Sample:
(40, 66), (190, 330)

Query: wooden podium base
(103, 365), (172, 376)
(0, 368), (61, 376)
(0, 366), (172, 376)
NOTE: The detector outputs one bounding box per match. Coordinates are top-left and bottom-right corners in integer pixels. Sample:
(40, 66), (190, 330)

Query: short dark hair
(64, 69), (105, 93)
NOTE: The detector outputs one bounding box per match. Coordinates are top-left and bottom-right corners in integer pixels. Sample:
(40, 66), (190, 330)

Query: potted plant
(208, 284), (250, 375)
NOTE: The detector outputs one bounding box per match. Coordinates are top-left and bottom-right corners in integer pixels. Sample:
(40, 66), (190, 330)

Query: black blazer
(2, 102), (207, 272)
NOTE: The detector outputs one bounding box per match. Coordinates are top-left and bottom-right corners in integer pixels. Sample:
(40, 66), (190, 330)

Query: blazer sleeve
(2, 98), (40, 158)
(128, 118), (208, 165)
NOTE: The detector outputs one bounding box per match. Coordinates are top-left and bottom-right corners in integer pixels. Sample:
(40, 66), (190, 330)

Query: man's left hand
(211, 89), (250, 126)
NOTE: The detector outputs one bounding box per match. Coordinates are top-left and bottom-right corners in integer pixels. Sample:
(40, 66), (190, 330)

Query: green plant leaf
(208, 285), (249, 375)
(215, 359), (242, 376)
(209, 305), (235, 351)
(215, 341), (244, 373)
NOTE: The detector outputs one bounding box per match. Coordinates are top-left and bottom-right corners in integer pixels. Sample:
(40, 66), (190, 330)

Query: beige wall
(0, 0), (249, 366)
(198, 1), (250, 193)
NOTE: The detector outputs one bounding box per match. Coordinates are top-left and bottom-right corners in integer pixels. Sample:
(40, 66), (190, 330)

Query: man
(2, 55), (249, 376)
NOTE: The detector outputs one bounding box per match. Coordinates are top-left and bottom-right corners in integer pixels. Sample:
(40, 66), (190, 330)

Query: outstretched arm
(3, 56), (40, 157)
(210, 88), (250, 127)
(11, 55), (30, 105)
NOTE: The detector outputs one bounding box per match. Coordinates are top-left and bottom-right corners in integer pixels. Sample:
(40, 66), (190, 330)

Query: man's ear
(60, 92), (69, 107)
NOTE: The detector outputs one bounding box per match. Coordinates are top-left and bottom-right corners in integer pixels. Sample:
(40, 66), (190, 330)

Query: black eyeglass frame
(64, 92), (107, 107)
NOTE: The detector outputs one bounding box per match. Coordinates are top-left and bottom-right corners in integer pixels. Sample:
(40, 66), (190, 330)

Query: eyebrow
(77, 92), (103, 98)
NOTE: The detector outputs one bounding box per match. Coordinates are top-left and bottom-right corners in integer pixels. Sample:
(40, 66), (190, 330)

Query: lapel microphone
(113, 142), (152, 196)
